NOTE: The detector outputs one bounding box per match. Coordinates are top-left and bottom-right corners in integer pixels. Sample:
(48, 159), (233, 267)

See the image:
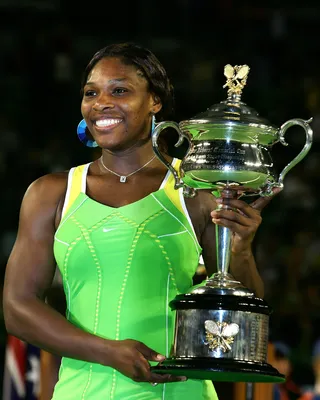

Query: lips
(94, 118), (123, 130)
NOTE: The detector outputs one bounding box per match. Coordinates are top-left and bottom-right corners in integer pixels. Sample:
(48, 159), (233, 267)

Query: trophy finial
(223, 64), (250, 102)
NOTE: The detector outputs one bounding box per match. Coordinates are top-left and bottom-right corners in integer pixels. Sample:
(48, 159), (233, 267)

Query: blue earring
(77, 119), (98, 148)
(151, 115), (156, 133)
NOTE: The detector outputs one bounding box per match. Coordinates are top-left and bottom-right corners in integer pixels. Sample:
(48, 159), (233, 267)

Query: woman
(3, 42), (274, 399)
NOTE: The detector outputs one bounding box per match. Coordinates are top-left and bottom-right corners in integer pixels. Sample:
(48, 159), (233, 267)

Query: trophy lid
(180, 64), (278, 141)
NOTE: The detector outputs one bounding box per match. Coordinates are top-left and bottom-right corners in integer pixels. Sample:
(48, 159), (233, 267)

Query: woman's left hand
(210, 189), (281, 253)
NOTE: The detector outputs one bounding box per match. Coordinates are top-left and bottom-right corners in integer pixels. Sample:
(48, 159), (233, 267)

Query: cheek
(122, 105), (144, 126)
(130, 101), (152, 123)
(129, 113), (149, 131)
(127, 95), (152, 115)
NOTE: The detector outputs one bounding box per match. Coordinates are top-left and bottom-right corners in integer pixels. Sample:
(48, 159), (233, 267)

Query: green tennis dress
(52, 159), (218, 400)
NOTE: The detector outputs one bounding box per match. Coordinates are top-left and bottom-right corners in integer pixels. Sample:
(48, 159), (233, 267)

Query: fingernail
(156, 354), (165, 361)
(211, 210), (220, 217)
(179, 376), (187, 381)
(216, 198), (222, 203)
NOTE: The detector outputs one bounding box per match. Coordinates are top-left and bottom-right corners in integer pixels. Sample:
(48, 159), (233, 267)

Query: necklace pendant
(120, 176), (127, 183)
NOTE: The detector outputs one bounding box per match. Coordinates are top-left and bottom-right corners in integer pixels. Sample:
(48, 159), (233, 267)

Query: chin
(97, 139), (127, 151)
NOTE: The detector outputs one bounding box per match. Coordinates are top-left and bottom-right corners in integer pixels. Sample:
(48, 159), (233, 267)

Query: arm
(3, 173), (184, 384)
(3, 173), (106, 363)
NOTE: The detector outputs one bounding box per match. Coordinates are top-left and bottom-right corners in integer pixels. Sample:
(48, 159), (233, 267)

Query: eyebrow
(85, 78), (129, 86)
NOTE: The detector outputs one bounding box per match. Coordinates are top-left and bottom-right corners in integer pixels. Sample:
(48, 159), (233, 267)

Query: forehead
(86, 57), (147, 85)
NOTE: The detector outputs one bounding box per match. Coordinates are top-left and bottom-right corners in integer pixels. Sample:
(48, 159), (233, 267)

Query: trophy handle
(151, 121), (194, 194)
(261, 118), (313, 196)
(278, 117), (313, 185)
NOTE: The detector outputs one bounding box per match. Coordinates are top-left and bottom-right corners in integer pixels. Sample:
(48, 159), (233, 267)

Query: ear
(151, 94), (162, 115)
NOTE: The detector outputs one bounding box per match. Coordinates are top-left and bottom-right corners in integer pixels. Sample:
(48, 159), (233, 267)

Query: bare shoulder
(21, 171), (69, 228)
(26, 171), (68, 196)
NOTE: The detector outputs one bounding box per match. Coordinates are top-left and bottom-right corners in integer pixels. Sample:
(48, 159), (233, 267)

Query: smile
(94, 118), (123, 129)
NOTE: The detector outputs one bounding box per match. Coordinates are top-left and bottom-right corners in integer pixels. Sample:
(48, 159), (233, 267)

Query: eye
(112, 88), (128, 95)
(84, 90), (96, 97)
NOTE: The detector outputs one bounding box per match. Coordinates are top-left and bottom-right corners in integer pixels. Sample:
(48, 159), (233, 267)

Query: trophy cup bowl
(150, 65), (313, 382)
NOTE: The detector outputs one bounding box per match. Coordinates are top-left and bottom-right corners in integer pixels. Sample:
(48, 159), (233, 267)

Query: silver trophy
(151, 65), (313, 382)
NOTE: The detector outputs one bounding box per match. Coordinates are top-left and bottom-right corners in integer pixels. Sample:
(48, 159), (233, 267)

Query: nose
(93, 94), (115, 111)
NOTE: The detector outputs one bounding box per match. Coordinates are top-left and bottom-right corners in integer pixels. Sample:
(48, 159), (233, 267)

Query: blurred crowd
(1, 2), (320, 398)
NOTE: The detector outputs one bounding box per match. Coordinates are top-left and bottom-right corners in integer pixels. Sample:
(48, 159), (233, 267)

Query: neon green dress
(52, 159), (218, 400)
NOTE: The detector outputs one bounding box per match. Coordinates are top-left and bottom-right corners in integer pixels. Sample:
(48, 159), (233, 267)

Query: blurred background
(1, 1), (320, 399)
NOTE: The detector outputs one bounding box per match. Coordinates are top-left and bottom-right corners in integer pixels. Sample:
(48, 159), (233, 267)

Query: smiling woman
(81, 56), (161, 152)
(3, 42), (271, 400)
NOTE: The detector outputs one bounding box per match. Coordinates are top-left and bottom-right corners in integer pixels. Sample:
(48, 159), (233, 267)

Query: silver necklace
(100, 154), (156, 183)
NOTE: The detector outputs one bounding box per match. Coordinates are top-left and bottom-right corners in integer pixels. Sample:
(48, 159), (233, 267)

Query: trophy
(151, 65), (313, 382)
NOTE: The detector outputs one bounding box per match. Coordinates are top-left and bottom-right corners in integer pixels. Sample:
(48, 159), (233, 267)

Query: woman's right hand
(105, 339), (187, 384)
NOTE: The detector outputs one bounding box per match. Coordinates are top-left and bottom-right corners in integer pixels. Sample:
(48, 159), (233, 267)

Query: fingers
(125, 341), (187, 384)
(133, 343), (187, 384)
(212, 208), (252, 226)
(246, 187), (282, 212)
(211, 211), (261, 239)
(212, 206), (261, 227)
(132, 365), (187, 384)
(215, 198), (261, 219)
(132, 356), (187, 384)
(136, 341), (165, 362)
(211, 199), (262, 238)
(149, 372), (187, 384)
(249, 194), (278, 212)
(131, 356), (153, 382)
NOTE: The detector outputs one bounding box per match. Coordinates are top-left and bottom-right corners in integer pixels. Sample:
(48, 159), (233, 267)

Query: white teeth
(95, 119), (122, 127)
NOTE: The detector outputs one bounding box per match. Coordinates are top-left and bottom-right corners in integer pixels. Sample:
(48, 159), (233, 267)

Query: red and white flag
(2, 335), (40, 400)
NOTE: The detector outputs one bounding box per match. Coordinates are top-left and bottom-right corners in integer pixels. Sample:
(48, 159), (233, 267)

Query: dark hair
(80, 42), (175, 121)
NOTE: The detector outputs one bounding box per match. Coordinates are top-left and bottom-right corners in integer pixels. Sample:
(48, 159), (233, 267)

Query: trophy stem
(205, 189), (254, 295)
(215, 189), (238, 279)
(216, 224), (232, 276)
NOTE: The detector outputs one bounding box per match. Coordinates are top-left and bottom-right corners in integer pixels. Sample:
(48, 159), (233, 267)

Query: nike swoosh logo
(103, 228), (116, 233)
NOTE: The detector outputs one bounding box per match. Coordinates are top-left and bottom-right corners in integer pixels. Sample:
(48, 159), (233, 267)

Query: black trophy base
(151, 357), (285, 383)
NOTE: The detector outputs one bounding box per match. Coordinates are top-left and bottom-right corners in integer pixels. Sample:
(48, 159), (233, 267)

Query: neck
(100, 139), (157, 173)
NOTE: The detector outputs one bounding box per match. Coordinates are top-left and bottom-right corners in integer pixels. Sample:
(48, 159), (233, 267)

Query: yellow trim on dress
(63, 164), (87, 217)
(163, 159), (184, 215)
